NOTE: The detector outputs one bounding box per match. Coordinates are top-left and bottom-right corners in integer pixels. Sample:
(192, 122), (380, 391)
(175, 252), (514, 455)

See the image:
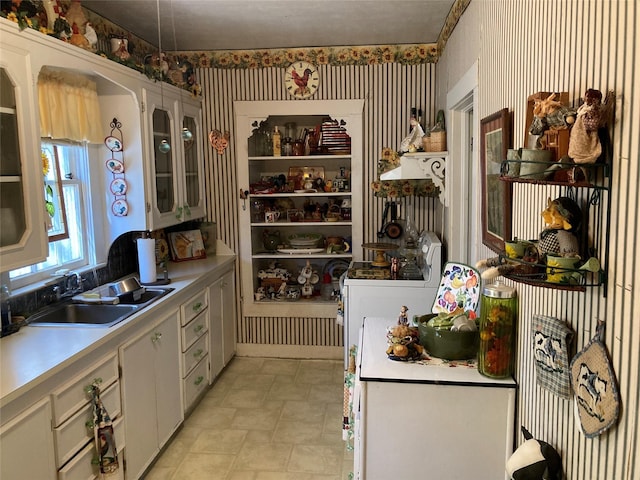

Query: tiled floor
(145, 357), (354, 479)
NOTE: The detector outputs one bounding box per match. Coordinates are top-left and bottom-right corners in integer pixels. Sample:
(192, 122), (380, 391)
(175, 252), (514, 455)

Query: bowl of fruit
(415, 310), (479, 360)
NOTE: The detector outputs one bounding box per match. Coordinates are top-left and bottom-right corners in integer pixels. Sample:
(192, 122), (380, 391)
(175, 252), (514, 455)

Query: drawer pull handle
(86, 420), (94, 429)
(83, 377), (103, 394)
(194, 375), (205, 386)
(194, 324), (204, 333)
(192, 302), (203, 312)
(152, 332), (163, 343)
(193, 349), (204, 358)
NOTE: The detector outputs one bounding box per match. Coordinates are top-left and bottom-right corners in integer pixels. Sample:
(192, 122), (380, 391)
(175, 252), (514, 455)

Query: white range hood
(379, 152), (448, 205)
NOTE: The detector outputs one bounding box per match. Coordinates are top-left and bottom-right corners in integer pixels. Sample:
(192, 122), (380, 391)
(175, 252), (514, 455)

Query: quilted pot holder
(532, 314), (574, 399)
(569, 322), (620, 437)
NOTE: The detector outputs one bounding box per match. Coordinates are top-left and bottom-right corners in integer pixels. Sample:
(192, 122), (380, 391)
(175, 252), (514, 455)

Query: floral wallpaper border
(1, 0), (470, 96)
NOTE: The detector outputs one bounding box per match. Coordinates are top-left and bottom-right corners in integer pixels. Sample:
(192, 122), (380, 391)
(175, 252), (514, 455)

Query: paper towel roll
(137, 238), (157, 284)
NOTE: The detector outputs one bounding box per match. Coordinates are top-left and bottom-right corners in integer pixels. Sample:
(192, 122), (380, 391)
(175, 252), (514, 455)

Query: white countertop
(359, 317), (516, 387)
(0, 254), (235, 408)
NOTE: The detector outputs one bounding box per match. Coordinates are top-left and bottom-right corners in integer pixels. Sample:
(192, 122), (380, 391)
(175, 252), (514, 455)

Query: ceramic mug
(546, 255), (580, 284)
(505, 240), (533, 259)
(265, 211), (280, 223)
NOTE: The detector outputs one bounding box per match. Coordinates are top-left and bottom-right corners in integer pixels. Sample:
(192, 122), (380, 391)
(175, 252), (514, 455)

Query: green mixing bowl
(415, 314), (479, 360)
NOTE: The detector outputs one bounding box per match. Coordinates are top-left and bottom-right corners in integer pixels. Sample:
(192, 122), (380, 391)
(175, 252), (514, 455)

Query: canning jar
(478, 279), (517, 378)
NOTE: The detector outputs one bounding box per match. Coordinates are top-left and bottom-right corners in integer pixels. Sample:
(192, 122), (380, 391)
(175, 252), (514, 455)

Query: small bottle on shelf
(273, 126), (281, 156)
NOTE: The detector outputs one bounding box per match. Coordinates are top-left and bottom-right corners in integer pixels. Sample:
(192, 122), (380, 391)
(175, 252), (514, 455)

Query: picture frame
(480, 108), (512, 253)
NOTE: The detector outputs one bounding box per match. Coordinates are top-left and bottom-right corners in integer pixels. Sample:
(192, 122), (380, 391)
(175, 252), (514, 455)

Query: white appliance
(341, 231), (442, 366)
(352, 317), (516, 480)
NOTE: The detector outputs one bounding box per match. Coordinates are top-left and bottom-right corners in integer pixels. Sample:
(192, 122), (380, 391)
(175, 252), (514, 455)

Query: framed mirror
(480, 108), (512, 253)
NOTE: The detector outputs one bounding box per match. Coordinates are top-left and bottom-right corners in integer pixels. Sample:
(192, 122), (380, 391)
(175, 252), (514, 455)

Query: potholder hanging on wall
(569, 322), (620, 437)
(532, 314), (574, 399)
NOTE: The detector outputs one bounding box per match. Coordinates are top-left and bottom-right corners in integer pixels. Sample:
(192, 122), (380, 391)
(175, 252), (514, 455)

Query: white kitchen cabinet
(143, 88), (205, 230)
(235, 100), (363, 319)
(50, 352), (121, 475)
(353, 317), (516, 480)
(119, 308), (183, 479)
(180, 289), (209, 412)
(0, 397), (56, 479)
(0, 41), (48, 271)
(209, 268), (236, 380)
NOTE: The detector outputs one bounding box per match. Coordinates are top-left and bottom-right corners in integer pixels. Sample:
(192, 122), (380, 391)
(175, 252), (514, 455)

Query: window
(9, 140), (95, 288)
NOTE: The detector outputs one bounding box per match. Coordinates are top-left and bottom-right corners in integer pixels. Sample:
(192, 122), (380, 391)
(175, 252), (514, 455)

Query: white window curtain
(38, 67), (103, 144)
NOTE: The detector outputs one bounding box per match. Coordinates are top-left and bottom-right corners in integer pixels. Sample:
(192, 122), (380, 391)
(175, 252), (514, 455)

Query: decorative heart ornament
(208, 129), (231, 155)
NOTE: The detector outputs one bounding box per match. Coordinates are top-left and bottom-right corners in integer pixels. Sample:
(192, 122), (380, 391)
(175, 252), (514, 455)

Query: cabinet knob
(194, 375), (205, 386)
(193, 349), (204, 358)
(194, 324), (204, 333)
(175, 206), (183, 220)
(192, 302), (203, 312)
(184, 204), (191, 217)
(151, 332), (163, 343)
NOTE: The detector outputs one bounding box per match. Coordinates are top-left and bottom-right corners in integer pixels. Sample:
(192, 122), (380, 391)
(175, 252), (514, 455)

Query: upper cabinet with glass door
(0, 49), (47, 272)
(144, 88), (205, 230)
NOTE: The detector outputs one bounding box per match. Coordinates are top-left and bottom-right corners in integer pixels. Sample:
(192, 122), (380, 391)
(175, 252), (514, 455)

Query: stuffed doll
(476, 196), (582, 281)
(506, 426), (563, 480)
(537, 196), (581, 258)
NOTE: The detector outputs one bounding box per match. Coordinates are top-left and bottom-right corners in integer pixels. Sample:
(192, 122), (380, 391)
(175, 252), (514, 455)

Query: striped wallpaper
(438, 1), (638, 479)
(197, 63), (441, 354)
(196, 0), (638, 477)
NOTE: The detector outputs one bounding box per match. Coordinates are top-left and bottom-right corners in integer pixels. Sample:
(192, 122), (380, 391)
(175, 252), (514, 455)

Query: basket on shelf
(422, 131), (447, 152)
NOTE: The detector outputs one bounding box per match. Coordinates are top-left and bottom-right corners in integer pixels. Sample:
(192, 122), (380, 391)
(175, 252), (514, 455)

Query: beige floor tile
(170, 452), (234, 480)
(259, 358), (300, 376)
(308, 383), (343, 403)
(221, 388), (267, 409)
(191, 429), (248, 454)
(233, 442), (293, 471)
(185, 405), (236, 429)
(280, 400), (326, 424)
(146, 357), (352, 480)
(230, 406), (282, 431)
(231, 373), (276, 390)
(266, 381), (311, 401)
(287, 444), (344, 475)
(272, 420), (324, 444)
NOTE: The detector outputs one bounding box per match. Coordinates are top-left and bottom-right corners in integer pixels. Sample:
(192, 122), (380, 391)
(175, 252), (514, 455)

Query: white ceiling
(83, 0), (456, 51)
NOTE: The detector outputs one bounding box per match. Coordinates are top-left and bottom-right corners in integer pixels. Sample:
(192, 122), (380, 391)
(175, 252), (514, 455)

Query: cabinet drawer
(182, 334), (208, 377)
(54, 381), (121, 469)
(51, 354), (119, 427)
(181, 312), (208, 350)
(58, 415), (124, 480)
(183, 357), (208, 411)
(181, 290), (208, 326)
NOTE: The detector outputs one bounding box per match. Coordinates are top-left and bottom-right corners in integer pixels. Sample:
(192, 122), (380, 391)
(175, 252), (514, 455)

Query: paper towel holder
(137, 231), (172, 286)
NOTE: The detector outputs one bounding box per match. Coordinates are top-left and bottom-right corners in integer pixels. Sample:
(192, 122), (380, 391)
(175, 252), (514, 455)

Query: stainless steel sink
(28, 287), (174, 327)
(28, 303), (139, 327)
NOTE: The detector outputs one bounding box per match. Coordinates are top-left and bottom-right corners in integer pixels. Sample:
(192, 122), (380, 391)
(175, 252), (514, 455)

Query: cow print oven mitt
(532, 314), (574, 399)
(569, 321), (620, 438)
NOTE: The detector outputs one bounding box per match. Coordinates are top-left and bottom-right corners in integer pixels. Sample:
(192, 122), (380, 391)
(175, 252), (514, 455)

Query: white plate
(110, 178), (128, 195)
(294, 189), (317, 193)
(104, 136), (123, 152)
(105, 158), (124, 174)
(111, 199), (129, 216)
(277, 248), (324, 254)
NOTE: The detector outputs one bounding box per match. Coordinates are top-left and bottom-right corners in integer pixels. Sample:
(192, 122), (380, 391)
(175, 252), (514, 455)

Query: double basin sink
(28, 285), (174, 328)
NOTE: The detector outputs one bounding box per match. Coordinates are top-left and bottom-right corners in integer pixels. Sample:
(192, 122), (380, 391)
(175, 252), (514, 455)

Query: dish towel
(532, 314), (574, 399)
(90, 384), (119, 477)
(569, 322), (620, 437)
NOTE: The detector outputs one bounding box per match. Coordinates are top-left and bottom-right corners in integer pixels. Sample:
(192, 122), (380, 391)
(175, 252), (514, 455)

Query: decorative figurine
(398, 305), (409, 325)
(568, 89), (615, 165)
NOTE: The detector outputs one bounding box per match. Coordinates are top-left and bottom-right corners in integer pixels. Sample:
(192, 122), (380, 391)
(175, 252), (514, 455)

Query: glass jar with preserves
(478, 279), (517, 378)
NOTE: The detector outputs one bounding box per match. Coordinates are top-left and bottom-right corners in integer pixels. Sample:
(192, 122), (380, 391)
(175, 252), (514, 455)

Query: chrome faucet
(54, 272), (84, 301)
